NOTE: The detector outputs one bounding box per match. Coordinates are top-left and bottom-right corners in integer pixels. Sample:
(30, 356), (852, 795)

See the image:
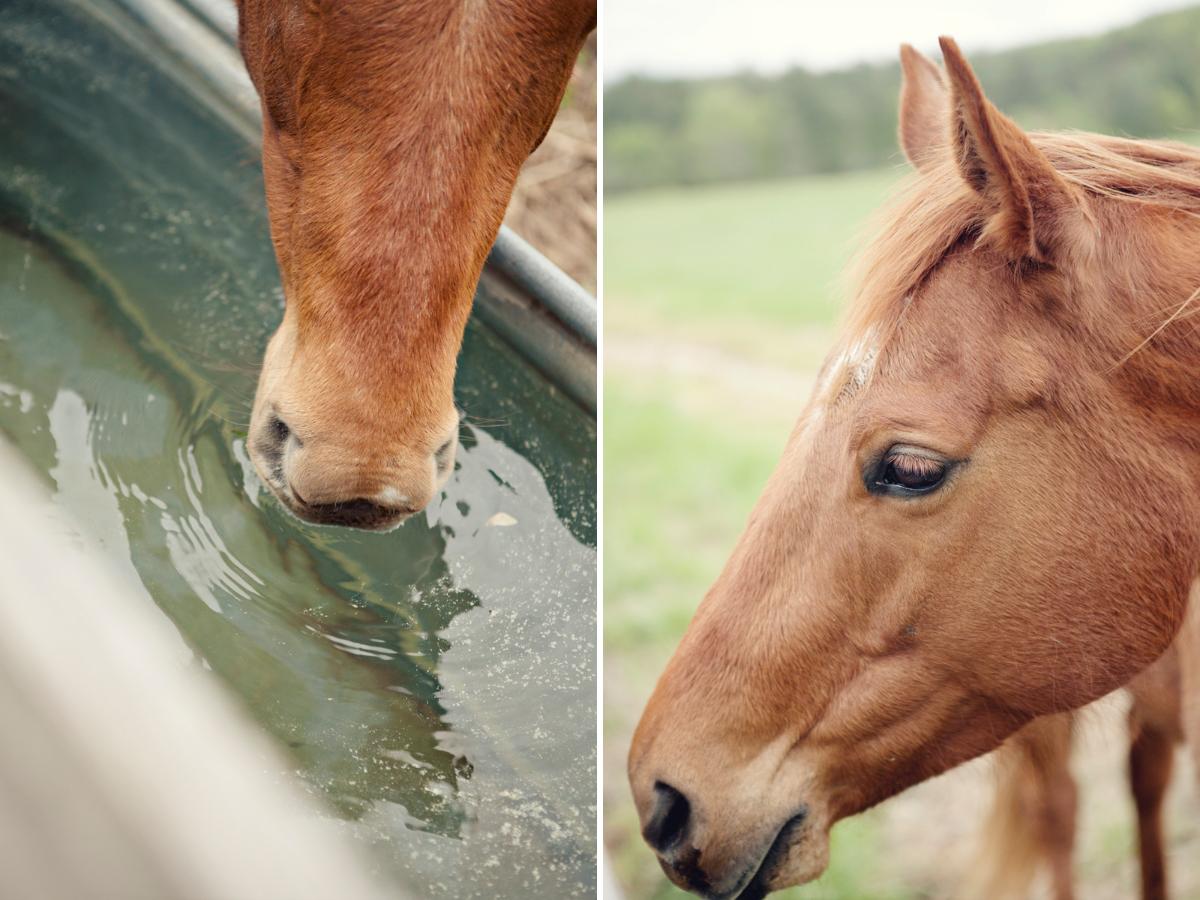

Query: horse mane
(844, 132), (1200, 340)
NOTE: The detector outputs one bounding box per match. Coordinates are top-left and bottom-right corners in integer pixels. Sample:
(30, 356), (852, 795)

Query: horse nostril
(643, 781), (691, 854)
(268, 413), (291, 445)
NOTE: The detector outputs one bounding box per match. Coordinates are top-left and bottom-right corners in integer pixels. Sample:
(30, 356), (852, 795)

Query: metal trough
(0, 0), (596, 896)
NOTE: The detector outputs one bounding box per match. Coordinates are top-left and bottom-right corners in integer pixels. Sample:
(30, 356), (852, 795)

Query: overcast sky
(604, 0), (1200, 81)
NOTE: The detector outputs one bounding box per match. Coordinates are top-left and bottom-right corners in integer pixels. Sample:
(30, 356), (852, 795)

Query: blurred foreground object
(0, 439), (395, 900)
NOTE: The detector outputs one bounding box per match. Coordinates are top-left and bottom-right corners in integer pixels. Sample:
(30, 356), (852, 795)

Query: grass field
(603, 166), (912, 900)
(604, 167), (901, 365)
(603, 166), (906, 661)
(602, 169), (1200, 899)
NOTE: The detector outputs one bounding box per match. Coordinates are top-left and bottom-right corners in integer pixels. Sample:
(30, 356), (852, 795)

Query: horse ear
(898, 44), (948, 171)
(938, 36), (1082, 262)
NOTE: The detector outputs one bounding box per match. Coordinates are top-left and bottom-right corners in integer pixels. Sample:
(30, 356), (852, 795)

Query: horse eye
(871, 449), (948, 496)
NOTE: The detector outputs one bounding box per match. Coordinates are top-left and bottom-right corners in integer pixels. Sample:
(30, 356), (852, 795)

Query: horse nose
(643, 781), (692, 855)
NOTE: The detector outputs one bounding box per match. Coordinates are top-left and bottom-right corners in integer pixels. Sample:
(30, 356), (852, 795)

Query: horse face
(629, 249), (1196, 896)
(236, 0), (592, 529)
(242, 106), (469, 530)
(629, 38), (1200, 897)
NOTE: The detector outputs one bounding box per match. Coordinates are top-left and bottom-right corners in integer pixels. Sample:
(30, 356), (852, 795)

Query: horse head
(630, 37), (1200, 897)
(236, 0), (593, 528)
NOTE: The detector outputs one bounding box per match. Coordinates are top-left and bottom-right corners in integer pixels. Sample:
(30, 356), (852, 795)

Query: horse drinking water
(630, 38), (1200, 898)
(235, 0), (594, 529)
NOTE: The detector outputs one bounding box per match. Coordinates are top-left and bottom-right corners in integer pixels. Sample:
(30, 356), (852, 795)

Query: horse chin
(659, 809), (831, 900)
(282, 496), (413, 532)
(747, 823), (830, 898)
(714, 810), (828, 900)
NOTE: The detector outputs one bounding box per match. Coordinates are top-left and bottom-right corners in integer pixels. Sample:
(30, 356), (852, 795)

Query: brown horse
(971, 599), (1198, 900)
(234, 0), (593, 529)
(629, 37), (1200, 898)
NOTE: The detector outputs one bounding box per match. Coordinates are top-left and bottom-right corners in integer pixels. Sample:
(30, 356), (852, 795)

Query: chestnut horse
(235, 0), (593, 529)
(629, 37), (1200, 898)
(972, 600), (1198, 900)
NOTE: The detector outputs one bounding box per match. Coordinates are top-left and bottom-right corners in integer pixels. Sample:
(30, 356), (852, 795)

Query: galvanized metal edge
(114, 0), (597, 413)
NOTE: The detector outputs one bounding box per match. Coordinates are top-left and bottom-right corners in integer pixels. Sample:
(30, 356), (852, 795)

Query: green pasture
(603, 166), (901, 364)
(603, 167), (912, 899)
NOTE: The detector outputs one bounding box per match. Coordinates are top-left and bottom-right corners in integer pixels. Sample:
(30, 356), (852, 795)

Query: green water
(0, 1), (595, 897)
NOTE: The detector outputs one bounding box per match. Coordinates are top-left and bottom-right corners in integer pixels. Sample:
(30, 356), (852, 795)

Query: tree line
(605, 6), (1200, 193)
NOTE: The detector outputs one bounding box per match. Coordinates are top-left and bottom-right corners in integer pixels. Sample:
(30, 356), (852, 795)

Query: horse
(971, 598), (1198, 900)
(234, 0), (594, 529)
(628, 37), (1200, 898)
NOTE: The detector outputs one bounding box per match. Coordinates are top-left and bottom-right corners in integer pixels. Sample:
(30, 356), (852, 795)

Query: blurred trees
(605, 5), (1200, 193)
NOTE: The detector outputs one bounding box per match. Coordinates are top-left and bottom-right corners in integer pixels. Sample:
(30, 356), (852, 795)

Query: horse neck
(284, 0), (589, 361)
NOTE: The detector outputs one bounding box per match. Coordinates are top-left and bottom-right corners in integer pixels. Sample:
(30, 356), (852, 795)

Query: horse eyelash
(885, 452), (945, 478)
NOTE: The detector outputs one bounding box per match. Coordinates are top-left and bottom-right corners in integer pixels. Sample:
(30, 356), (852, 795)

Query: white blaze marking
(818, 323), (880, 403)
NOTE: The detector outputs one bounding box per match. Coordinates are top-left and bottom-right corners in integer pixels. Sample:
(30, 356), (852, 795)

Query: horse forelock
(842, 131), (1200, 369)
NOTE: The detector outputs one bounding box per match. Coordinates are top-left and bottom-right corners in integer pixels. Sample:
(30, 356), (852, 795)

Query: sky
(604, 0), (1200, 81)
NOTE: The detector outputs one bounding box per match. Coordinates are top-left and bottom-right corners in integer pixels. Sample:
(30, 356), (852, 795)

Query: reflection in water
(0, 220), (595, 896)
(0, 231), (479, 830)
(0, 3), (596, 889)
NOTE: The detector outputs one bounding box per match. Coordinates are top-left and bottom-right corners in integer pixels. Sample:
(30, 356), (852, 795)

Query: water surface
(0, 2), (596, 896)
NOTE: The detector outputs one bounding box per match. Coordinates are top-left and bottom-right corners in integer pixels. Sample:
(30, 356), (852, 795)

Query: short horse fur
(969, 638), (1187, 900)
(235, 0), (593, 529)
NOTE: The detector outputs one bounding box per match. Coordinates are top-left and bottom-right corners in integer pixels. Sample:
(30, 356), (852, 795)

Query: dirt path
(606, 333), (815, 397)
(604, 330), (817, 431)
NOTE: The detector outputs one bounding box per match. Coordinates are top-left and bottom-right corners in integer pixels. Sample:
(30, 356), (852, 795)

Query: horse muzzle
(635, 776), (821, 900)
(245, 410), (452, 530)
